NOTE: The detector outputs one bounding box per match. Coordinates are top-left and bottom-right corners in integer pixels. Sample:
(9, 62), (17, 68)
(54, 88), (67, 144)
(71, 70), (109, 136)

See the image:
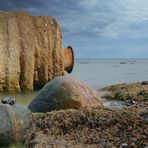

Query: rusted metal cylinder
(64, 46), (74, 73)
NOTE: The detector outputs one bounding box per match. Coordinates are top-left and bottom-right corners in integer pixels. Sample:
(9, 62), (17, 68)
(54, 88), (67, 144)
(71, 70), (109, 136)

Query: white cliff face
(0, 12), (64, 93)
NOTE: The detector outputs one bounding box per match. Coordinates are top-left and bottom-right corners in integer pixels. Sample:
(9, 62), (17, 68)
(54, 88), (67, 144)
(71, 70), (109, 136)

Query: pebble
(120, 143), (128, 148)
(1, 96), (16, 105)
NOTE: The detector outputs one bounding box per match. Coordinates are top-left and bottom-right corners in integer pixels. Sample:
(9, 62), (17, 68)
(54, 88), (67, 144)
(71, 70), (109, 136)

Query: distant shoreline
(75, 58), (148, 60)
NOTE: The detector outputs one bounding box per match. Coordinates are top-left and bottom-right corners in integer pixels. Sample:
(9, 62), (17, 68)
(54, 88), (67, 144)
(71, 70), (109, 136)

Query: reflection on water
(0, 92), (37, 106)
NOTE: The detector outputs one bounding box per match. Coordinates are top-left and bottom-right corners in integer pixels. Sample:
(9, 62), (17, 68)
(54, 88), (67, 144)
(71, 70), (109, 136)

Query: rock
(100, 82), (148, 102)
(119, 61), (127, 64)
(120, 143), (128, 148)
(0, 104), (30, 146)
(1, 96), (16, 105)
(139, 109), (148, 120)
(125, 99), (136, 106)
(0, 11), (64, 93)
(141, 81), (148, 85)
(28, 76), (102, 113)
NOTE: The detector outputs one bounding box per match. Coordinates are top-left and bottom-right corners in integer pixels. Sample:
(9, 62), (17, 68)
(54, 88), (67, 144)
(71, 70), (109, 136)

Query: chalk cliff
(0, 11), (64, 93)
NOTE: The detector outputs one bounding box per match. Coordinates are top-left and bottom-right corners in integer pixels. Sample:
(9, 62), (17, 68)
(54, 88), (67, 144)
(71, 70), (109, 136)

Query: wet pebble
(125, 99), (136, 106)
(1, 96), (16, 105)
(120, 143), (128, 148)
(139, 109), (148, 120)
(141, 81), (148, 85)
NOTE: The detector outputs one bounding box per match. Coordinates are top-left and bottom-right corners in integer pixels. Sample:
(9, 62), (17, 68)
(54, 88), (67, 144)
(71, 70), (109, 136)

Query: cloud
(100, 0), (148, 39)
(2, 0), (148, 39)
(0, 0), (44, 10)
(0, 0), (148, 58)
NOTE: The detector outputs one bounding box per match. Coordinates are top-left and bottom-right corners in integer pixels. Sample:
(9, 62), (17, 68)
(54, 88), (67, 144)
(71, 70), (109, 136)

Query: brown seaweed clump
(100, 82), (148, 101)
(24, 102), (148, 148)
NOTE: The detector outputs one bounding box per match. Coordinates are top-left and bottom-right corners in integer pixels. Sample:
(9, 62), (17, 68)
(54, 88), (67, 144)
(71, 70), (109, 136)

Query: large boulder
(0, 104), (30, 146)
(28, 76), (102, 112)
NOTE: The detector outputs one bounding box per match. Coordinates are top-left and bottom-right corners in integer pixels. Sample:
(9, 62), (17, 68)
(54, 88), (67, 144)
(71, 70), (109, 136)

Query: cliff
(0, 11), (64, 93)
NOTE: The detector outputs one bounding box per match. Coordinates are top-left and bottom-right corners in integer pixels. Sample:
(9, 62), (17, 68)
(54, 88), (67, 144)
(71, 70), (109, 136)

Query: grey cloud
(0, 0), (148, 58)
(1, 0), (148, 39)
(0, 0), (44, 10)
(0, 0), (118, 39)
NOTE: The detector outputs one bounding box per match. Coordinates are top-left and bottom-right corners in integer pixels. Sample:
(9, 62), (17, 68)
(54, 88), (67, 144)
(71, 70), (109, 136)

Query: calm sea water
(0, 59), (148, 106)
(72, 59), (148, 89)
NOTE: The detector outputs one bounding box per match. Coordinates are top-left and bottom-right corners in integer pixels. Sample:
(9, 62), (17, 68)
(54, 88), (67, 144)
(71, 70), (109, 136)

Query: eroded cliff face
(0, 11), (64, 93)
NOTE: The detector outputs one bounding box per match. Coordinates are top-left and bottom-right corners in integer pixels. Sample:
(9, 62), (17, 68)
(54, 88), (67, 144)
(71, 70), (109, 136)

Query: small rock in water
(119, 61), (127, 64)
(1, 97), (16, 105)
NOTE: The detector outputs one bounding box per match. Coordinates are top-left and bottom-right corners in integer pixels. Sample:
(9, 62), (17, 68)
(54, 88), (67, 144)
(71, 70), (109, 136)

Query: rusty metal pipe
(64, 46), (74, 73)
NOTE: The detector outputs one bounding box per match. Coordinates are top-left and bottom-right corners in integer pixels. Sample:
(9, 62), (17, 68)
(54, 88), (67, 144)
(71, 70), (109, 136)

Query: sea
(72, 59), (148, 89)
(0, 59), (148, 106)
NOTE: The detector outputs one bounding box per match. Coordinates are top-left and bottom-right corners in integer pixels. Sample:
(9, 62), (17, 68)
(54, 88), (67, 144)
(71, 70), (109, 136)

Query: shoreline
(0, 81), (147, 147)
(23, 81), (148, 147)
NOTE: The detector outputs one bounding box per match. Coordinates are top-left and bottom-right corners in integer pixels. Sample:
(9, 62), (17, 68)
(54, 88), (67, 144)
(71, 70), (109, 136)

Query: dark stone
(119, 61), (127, 64)
(141, 81), (148, 85)
(1, 96), (16, 105)
(0, 104), (30, 146)
(139, 109), (148, 120)
(125, 99), (136, 106)
(28, 76), (102, 113)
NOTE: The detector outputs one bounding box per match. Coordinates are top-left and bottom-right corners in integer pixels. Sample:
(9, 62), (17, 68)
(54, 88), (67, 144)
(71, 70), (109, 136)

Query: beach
(0, 59), (148, 147)
(22, 59), (148, 147)
(24, 102), (148, 147)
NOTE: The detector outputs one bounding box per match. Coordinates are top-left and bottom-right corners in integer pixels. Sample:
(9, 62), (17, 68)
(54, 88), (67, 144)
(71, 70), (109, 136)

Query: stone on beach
(0, 104), (30, 146)
(1, 96), (16, 105)
(28, 76), (102, 113)
(141, 81), (148, 85)
(100, 82), (148, 101)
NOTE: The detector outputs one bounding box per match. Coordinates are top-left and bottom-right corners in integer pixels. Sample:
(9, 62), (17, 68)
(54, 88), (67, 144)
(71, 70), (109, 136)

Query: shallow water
(0, 92), (37, 107)
(102, 99), (128, 109)
(0, 58), (148, 106)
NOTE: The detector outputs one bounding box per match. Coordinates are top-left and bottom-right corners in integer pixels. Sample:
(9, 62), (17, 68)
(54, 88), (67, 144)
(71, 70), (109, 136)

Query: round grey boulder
(0, 104), (30, 146)
(28, 76), (102, 113)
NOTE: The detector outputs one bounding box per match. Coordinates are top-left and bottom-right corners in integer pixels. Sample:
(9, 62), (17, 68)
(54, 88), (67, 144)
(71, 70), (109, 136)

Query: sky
(0, 0), (148, 59)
